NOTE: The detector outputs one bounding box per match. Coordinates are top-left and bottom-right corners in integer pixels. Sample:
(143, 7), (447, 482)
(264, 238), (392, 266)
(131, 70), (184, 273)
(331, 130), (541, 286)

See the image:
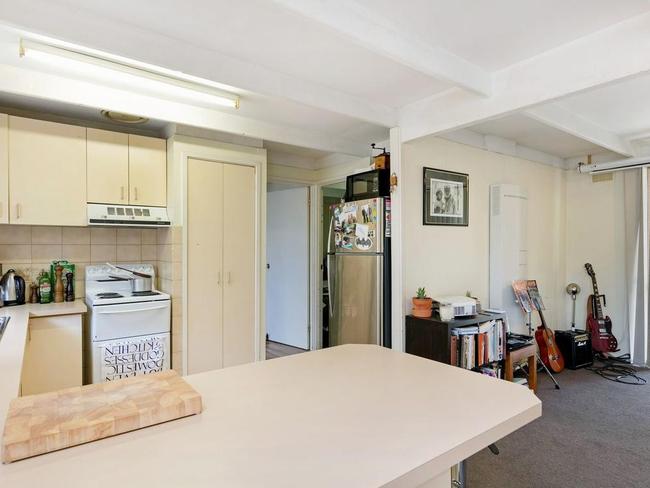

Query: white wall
(403, 136), (567, 333)
(564, 171), (629, 353)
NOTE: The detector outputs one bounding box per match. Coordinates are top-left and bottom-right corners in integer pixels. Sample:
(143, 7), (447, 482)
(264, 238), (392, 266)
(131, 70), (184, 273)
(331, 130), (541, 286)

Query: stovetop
(85, 264), (170, 306)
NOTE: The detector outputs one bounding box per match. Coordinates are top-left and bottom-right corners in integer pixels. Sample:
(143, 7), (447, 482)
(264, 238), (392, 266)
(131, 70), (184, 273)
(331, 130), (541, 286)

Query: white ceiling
(0, 1), (649, 165)
(357, 0), (650, 71)
(556, 72), (650, 138)
(467, 113), (606, 159)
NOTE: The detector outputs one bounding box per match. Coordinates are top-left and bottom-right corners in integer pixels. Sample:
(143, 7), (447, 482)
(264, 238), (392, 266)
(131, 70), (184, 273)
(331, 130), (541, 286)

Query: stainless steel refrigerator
(327, 197), (391, 347)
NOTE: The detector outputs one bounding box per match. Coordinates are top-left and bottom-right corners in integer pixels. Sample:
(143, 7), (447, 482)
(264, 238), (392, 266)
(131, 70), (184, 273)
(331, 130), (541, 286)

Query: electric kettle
(0, 269), (26, 306)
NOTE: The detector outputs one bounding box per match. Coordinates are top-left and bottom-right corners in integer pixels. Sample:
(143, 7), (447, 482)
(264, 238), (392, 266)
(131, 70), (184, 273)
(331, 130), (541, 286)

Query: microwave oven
(345, 169), (390, 202)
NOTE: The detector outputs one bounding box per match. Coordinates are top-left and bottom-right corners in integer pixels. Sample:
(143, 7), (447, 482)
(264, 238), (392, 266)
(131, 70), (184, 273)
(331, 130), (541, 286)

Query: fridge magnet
(368, 229), (376, 239)
(423, 167), (469, 226)
(334, 232), (343, 247)
(341, 236), (354, 249)
(360, 204), (371, 223)
(355, 236), (372, 250)
(355, 223), (369, 239)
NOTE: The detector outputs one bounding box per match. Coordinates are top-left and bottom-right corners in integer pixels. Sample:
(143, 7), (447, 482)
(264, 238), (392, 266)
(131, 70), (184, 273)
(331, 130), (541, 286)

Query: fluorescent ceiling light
(578, 155), (650, 174)
(19, 39), (240, 109)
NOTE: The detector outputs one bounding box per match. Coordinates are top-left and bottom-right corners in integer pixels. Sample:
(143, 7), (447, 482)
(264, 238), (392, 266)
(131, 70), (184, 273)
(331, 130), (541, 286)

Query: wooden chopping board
(2, 370), (202, 463)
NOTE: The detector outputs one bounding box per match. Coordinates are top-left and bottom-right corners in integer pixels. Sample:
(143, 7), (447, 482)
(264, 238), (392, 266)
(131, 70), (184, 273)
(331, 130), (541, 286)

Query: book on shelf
(450, 319), (506, 377)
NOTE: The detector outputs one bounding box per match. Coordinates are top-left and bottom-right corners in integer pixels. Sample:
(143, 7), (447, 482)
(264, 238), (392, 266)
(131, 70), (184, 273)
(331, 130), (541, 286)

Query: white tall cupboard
(187, 158), (256, 374)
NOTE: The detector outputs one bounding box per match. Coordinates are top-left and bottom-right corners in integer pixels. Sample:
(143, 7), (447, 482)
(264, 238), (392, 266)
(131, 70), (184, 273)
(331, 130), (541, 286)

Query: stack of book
(450, 319), (505, 377)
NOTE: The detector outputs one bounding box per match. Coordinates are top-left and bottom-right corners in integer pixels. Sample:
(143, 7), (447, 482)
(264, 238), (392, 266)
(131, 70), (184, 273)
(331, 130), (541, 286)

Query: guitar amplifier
(555, 329), (593, 369)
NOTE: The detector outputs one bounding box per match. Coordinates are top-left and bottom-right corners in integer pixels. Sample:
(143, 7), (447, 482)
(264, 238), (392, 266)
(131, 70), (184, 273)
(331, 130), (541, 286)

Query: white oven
(85, 264), (171, 384)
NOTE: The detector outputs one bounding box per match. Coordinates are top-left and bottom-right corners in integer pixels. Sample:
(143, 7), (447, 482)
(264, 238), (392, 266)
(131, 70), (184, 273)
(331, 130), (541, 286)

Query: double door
(187, 158), (256, 374)
(87, 128), (166, 207)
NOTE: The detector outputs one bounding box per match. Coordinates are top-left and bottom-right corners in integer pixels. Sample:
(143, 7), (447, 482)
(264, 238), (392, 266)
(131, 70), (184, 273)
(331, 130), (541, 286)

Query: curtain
(624, 168), (645, 365)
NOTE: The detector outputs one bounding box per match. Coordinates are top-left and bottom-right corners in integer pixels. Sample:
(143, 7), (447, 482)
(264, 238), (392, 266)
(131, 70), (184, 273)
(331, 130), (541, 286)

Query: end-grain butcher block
(1, 370), (202, 463)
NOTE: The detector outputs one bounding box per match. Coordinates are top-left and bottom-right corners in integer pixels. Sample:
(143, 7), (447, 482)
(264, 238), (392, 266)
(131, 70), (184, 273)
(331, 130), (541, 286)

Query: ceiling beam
(524, 103), (634, 157)
(0, 1), (397, 127)
(400, 11), (650, 142)
(271, 0), (493, 97)
(0, 63), (370, 156)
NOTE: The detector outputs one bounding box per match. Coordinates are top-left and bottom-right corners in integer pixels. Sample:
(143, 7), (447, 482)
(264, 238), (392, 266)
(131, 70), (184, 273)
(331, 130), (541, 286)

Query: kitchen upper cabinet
(9, 116), (86, 226)
(21, 314), (83, 396)
(0, 114), (7, 224)
(87, 128), (129, 205)
(129, 134), (166, 207)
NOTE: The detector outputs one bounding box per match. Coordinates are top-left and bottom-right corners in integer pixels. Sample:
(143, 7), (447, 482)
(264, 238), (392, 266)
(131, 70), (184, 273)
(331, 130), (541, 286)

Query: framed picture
(423, 167), (469, 226)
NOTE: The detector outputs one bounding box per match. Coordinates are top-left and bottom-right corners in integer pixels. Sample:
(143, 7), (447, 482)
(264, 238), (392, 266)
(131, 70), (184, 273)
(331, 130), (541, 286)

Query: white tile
(90, 244), (117, 263)
(62, 244), (91, 263)
(32, 226), (62, 244)
(31, 244), (62, 262)
(90, 227), (116, 245)
(141, 244), (157, 261)
(116, 245), (141, 262)
(141, 229), (157, 245)
(117, 228), (142, 245)
(0, 244), (31, 263)
(62, 227), (91, 245)
(0, 225), (32, 245)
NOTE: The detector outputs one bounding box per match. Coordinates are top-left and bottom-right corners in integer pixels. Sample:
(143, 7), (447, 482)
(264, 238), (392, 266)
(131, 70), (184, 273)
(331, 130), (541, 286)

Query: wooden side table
(505, 344), (537, 393)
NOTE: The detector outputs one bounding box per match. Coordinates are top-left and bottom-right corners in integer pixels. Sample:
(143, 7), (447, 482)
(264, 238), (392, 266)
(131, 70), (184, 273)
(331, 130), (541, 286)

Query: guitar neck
(590, 276), (604, 320)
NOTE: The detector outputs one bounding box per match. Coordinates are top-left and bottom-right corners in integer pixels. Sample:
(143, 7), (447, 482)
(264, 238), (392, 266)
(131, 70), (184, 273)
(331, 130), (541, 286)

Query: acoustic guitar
(584, 263), (619, 353)
(534, 309), (565, 373)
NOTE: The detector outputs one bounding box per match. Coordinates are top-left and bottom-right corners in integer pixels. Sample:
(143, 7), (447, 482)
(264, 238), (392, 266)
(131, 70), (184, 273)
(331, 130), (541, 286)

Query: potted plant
(412, 287), (433, 318)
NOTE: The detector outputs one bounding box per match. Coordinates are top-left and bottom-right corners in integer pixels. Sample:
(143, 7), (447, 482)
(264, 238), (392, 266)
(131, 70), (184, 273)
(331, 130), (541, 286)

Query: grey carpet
(468, 364), (650, 488)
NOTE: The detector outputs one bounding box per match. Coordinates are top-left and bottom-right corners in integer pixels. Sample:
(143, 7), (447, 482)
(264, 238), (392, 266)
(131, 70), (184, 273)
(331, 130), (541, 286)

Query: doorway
(266, 183), (310, 357)
(320, 180), (346, 348)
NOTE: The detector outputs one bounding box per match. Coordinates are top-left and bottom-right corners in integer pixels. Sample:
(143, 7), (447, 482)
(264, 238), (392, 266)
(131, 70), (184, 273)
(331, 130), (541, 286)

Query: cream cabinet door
(0, 114), (7, 224)
(9, 117), (87, 226)
(222, 164), (256, 368)
(128, 134), (166, 207)
(21, 315), (83, 396)
(187, 158), (224, 374)
(87, 128), (129, 204)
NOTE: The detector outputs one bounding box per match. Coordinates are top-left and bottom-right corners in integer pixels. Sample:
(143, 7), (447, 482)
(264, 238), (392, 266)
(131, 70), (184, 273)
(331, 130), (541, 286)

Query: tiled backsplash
(0, 224), (185, 374)
(0, 225), (162, 297)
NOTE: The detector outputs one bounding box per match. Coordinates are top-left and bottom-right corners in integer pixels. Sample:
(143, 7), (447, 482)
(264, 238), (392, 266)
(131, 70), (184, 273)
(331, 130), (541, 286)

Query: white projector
(432, 296), (477, 319)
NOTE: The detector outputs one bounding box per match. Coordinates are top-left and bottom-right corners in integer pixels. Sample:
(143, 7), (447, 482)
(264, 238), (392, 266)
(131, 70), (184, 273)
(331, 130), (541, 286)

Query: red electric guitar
(534, 309), (565, 373)
(584, 263), (619, 353)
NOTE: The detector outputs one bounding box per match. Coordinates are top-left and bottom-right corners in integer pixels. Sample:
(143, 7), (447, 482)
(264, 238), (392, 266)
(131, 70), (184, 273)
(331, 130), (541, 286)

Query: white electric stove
(85, 264), (171, 384)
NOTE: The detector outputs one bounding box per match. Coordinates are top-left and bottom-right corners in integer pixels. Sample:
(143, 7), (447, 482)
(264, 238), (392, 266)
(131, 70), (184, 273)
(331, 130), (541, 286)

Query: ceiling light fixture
(100, 110), (149, 124)
(19, 39), (240, 109)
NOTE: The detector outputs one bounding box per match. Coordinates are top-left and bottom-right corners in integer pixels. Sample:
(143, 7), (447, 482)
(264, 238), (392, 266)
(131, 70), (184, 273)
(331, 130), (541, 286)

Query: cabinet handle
(227, 271), (231, 284)
(217, 271), (221, 286)
(134, 187), (138, 201)
(120, 186), (125, 201)
(16, 203), (21, 219)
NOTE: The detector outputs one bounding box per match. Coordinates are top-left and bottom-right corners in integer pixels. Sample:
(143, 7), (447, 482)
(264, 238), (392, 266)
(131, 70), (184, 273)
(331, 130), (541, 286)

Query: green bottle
(39, 270), (52, 304)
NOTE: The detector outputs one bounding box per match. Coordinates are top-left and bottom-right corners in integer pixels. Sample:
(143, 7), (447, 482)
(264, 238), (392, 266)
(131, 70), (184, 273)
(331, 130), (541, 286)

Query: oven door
(89, 300), (171, 341)
(90, 332), (170, 383)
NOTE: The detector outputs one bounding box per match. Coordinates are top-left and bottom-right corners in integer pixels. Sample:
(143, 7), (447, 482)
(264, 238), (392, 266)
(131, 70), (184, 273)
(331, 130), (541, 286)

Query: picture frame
(422, 167), (469, 226)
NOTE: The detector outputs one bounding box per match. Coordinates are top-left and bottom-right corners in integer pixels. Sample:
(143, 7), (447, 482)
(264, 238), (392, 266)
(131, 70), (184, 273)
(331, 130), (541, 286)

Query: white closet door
(187, 158), (224, 374)
(222, 163), (256, 367)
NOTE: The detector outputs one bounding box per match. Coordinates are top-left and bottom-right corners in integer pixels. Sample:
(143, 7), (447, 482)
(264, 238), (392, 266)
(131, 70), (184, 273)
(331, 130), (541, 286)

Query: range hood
(87, 203), (171, 227)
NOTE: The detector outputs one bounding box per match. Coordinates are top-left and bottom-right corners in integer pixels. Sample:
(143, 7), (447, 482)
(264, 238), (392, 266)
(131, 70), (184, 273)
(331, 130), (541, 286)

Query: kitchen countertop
(0, 300), (87, 443)
(0, 343), (541, 488)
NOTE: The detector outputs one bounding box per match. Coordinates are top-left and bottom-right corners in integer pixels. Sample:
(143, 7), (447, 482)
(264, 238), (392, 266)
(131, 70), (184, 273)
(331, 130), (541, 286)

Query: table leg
(505, 354), (513, 382)
(527, 355), (537, 392)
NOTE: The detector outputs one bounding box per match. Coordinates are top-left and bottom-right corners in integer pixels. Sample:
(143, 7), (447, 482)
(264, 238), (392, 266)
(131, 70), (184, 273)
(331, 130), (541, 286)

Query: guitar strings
(586, 354), (647, 386)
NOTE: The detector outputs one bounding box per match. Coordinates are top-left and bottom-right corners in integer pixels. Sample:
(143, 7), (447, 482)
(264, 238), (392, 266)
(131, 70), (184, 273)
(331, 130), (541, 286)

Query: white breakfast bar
(0, 327), (540, 487)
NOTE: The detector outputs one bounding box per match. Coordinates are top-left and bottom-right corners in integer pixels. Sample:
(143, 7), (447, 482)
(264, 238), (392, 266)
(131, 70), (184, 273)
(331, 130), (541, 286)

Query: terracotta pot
(412, 297), (433, 318)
